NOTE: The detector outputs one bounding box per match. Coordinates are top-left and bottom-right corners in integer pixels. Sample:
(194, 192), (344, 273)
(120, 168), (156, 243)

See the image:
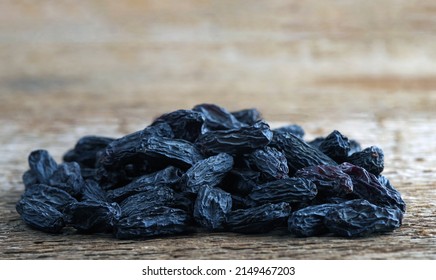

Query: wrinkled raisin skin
(225, 202), (291, 233)
(248, 178), (317, 205)
(295, 164), (353, 198)
(180, 153), (233, 194)
(193, 186), (232, 230)
(16, 198), (65, 233)
(196, 121), (273, 155)
(193, 103), (243, 131)
(28, 150), (58, 185)
(152, 109), (204, 142)
(231, 108), (262, 125)
(246, 147), (289, 180)
(63, 201), (121, 233)
(339, 163), (405, 211)
(324, 199), (403, 237)
(288, 203), (336, 237)
(347, 146), (384, 176)
(273, 124), (305, 138)
(114, 207), (192, 239)
(271, 133), (336, 175)
(318, 130), (350, 163)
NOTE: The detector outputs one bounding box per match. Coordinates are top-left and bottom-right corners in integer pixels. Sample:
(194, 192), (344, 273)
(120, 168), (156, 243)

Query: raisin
(22, 169), (39, 189)
(119, 186), (175, 217)
(318, 130), (350, 163)
(226, 202), (291, 233)
(295, 165), (353, 198)
(21, 184), (77, 211)
(248, 178), (317, 205)
(97, 123), (175, 170)
(81, 179), (107, 202)
(106, 166), (183, 202)
(114, 206), (192, 239)
(339, 163), (405, 211)
(63, 201), (121, 233)
(48, 162), (85, 197)
(16, 198), (65, 233)
(113, 123), (175, 152)
(28, 150), (58, 185)
(179, 153), (233, 194)
(246, 147), (289, 180)
(152, 109), (204, 142)
(377, 175), (406, 212)
(324, 199), (403, 237)
(193, 103), (243, 131)
(271, 132), (337, 175)
(63, 136), (114, 168)
(231, 108), (262, 125)
(288, 203), (336, 237)
(193, 186), (232, 230)
(273, 124), (305, 138)
(196, 121), (273, 155)
(139, 137), (204, 168)
(347, 146), (384, 176)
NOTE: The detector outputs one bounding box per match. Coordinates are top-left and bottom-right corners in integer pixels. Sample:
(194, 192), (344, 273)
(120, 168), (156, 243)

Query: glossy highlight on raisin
(16, 104), (405, 239)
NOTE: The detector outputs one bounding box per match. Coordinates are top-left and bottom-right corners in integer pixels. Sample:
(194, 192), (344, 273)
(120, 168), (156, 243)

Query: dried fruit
(273, 124), (305, 138)
(288, 203), (336, 237)
(152, 109), (204, 142)
(16, 198), (65, 233)
(81, 179), (107, 202)
(63, 136), (114, 168)
(114, 206), (192, 239)
(193, 103), (243, 131)
(324, 199), (403, 237)
(106, 166), (182, 202)
(22, 169), (40, 189)
(231, 108), (262, 125)
(196, 121), (273, 155)
(63, 201), (121, 233)
(193, 186), (232, 230)
(48, 162), (85, 197)
(28, 150), (58, 185)
(226, 202), (291, 233)
(119, 186), (175, 217)
(180, 153), (233, 194)
(339, 163), (404, 211)
(21, 184), (77, 211)
(271, 132), (337, 174)
(377, 175), (406, 212)
(295, 164), (353, 198)
(246, 147), (289, 180)
(248, 178), (317, 205)
(318, 130), (350, 163)
(347, 146), (384, 176)
(16, 104), (405, 240)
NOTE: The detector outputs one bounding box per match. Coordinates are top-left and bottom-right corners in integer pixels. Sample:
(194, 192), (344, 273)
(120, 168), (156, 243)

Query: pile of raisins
(17, 104), (406, 239)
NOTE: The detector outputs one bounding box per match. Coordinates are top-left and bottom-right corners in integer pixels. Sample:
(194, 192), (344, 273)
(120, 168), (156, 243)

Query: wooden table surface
(1, 0), (435, 259)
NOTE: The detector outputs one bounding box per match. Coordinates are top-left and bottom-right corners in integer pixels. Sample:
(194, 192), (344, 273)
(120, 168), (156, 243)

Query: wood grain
(1, 0), (436, 259)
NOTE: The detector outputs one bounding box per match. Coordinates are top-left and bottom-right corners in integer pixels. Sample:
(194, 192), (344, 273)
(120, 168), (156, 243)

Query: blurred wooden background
(0, 0), (435, 259)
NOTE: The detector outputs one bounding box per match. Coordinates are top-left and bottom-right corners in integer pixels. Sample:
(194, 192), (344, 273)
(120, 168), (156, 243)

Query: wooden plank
(1, 0), (436, 259)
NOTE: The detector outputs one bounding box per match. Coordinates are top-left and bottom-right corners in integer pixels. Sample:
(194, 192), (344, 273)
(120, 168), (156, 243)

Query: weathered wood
(1, 0), (436, 259)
